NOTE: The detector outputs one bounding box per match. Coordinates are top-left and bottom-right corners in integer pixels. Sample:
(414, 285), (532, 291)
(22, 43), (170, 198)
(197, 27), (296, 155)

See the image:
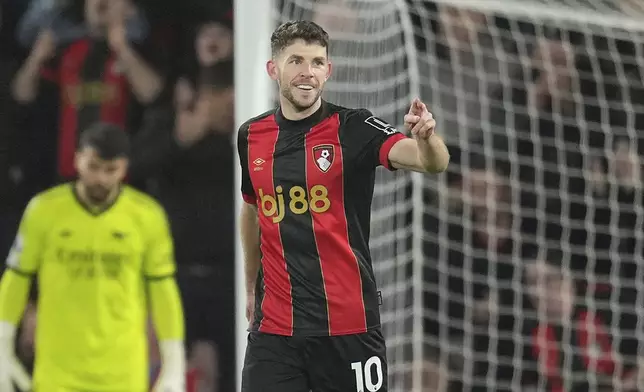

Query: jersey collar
(275, 100), (328, 130)
(71, 182), (123, 217)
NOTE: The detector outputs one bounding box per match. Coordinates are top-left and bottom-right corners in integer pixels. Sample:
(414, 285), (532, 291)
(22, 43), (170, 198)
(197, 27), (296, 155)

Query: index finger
(407, 99), (418, 114)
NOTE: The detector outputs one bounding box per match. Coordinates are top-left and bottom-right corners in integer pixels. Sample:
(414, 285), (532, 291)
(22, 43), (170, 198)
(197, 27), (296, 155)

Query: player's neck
(279, 97), (322, 121)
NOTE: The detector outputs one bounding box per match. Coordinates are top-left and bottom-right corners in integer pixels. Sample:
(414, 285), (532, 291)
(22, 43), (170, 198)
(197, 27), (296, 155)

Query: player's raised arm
(237, 123), (261, 323)
(0, 197), (47, 392)
(388, 98), (450, 173)
(143, 204), (186, 392)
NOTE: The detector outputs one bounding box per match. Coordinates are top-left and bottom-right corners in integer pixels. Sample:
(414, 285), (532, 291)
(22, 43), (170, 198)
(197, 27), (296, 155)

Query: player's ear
(266, 59), (279, 81)
(73, 151), (82, 172)
(118, 159), (130, 180)
(325, 61), (332, 81)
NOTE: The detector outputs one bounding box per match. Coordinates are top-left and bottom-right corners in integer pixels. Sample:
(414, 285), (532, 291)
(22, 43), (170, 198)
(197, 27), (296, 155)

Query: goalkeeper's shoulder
(121, 186), (168, 221)
(23, 183), (74, 219)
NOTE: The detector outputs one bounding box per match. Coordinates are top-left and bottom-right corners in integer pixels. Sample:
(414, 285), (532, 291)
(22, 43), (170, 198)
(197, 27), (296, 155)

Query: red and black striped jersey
(41, 39), (161, 179)
(529, 306), (639, 392)
(237, 100), (407, 336)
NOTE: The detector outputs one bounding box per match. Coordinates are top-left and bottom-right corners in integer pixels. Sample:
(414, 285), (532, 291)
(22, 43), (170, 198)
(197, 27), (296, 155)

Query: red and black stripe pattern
(41, 39), (131, 179)
(530, 307), (639, 391)
(237, 101), (406, 336)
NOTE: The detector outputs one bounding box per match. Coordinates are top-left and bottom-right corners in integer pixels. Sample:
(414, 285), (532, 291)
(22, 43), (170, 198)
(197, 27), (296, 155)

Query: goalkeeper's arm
(0, 270), (34, 391)
(148, 277), (186, 391)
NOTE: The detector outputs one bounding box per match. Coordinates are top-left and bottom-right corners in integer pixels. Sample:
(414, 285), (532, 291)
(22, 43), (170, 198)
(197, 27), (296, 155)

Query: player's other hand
(153, 341), (187, 392)
(0, 323), (32, 392)
(0, 358), (32, 392)
(403, 98), (436, 140)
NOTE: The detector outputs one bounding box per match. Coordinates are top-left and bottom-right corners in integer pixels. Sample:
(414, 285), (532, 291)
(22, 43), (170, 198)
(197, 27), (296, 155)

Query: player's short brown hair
(271, 20), (329, 57)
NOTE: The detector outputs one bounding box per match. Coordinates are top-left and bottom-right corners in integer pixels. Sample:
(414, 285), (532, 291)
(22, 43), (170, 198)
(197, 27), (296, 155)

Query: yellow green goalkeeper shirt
(6, 183), (176, 392)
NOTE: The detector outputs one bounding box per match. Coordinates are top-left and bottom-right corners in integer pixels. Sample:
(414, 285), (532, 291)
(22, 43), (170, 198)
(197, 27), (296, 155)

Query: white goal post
(234, 0), (274, 388)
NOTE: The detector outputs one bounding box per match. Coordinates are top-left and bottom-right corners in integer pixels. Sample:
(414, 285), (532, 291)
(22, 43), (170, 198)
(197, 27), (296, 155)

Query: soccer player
(237, 21), (449, 392)
(0, 123), (186, 392)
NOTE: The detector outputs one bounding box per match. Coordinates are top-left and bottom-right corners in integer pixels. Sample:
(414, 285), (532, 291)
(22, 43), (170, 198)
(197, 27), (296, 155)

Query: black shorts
(242, 329), (388, 392)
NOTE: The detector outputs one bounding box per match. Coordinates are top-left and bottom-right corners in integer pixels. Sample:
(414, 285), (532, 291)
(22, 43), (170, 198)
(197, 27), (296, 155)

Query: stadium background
(3, 0), (644, 391)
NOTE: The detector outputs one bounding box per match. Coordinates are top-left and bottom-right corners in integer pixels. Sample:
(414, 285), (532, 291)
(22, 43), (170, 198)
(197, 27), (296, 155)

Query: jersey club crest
(313, 145), (335, 173)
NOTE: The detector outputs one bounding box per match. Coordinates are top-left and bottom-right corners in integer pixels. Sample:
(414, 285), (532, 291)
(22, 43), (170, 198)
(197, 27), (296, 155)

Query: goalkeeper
(0, 123), (186, 392)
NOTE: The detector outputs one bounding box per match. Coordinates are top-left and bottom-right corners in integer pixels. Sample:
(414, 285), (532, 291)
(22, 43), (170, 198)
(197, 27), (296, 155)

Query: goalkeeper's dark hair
(78, 123), (130, 160)
(271, 20), (329, 57)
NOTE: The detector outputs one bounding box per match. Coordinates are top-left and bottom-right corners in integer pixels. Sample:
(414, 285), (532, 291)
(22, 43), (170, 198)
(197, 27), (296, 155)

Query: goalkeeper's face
(269, 40), (331, 112)
(75, 147), (128, 204)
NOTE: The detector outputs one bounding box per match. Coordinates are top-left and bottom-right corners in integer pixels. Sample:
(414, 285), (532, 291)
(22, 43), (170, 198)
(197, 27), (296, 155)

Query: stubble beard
(85, 184), (112, 205)
(280, 83), (323, 113)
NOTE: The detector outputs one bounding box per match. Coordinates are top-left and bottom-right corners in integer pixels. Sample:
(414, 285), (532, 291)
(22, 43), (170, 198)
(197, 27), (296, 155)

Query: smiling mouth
(295, 85), (315, 91)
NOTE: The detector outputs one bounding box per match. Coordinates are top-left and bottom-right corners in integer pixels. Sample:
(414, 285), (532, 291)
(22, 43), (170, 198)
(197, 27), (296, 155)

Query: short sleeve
(344, 109), (407, 170)
(143, 204), (176, 279)
(237, 123), (256, 204)
(6, 197), (47, 274)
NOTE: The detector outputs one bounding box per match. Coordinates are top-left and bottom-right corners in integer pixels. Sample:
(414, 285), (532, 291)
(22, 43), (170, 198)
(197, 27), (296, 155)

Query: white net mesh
(275, 0), (644, 391)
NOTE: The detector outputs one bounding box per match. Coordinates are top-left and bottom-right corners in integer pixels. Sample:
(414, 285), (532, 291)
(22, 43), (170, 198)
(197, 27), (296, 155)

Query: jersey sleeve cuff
(6, 266), (37, 277)
(144, 273), (175, 281)
(242, 193), (257, 205)
(379, 133), (407, 170)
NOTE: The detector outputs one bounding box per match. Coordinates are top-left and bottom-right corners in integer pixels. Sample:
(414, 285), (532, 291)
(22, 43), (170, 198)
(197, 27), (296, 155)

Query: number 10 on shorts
(351, 356), (384, 392)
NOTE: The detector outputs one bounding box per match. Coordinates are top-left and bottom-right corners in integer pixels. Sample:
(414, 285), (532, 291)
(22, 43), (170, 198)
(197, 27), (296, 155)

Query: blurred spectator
(404, 348), (450, 392)
(523, 249), (642, 391)
(175, 13), (232, 111)
(424, 150), (535, 391)
(130, 59), (235, 392)
(311, 0), (358, 34)
(414, 4), (526, 144)
(11, 0), (165, 181)
(548, 33), (644, 320)
(0, 1), (29, 271)
(16, 0), (149, 48)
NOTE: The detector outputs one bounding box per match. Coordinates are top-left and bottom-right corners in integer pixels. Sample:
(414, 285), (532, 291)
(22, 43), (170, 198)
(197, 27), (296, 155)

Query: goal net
(274, 0), (644, 391)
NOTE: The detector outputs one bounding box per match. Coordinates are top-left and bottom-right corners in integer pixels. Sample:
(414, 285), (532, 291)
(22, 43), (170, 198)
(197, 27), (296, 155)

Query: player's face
(526, 261), (574, 321)
(75, 147), (128, 204)
(267, 40), (332, 112)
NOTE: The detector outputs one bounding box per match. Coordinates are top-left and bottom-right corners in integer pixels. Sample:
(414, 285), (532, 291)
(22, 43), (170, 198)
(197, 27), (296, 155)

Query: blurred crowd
(415, 2), (644, 391)
(0, 0), (235, 391)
